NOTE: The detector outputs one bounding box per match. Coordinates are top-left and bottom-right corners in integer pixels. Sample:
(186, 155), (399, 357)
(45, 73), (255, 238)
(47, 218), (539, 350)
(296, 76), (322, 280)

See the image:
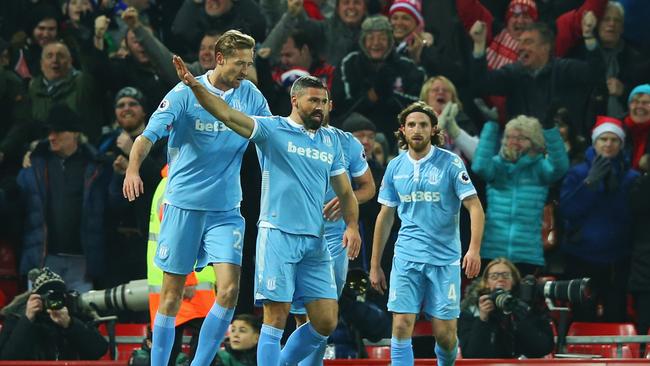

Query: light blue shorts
(387, 257), (460, 320)
(291, 230), (348, 315)
(155, 204), (244, 275)
(254, 228), (337, 309)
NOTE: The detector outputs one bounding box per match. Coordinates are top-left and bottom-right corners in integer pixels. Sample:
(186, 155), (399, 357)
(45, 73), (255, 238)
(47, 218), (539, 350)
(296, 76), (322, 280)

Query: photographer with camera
(0, 268), (108, 360)
(458, 258), (554, 359)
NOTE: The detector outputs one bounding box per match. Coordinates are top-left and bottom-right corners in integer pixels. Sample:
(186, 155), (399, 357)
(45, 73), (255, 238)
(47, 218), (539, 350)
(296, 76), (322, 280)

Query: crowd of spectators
(0, 0), (649, 361)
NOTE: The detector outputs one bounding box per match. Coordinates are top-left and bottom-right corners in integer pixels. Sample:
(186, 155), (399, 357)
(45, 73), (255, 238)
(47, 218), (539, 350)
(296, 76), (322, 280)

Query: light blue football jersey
(322, 126), (368, 256)
(378, 147), (477, 265)
(142, 72), (271, 211)
(250, 117), (346, 237)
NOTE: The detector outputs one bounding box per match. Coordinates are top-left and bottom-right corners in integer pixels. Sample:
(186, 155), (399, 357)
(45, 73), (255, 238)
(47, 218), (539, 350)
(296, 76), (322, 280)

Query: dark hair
(290, 75), (327, 97)
(522, 22), (555, 47)
(233, 314), (262, 334)
(395, 101), (443, 150)
(215, 30), (255, 58)
(289, 29), (319, 61)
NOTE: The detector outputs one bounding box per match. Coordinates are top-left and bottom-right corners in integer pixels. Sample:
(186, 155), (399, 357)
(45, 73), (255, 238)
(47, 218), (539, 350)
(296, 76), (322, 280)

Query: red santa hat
(506, 0), (538, 21)
(591, 115), (625, 145)
(389, 0), (424, 27)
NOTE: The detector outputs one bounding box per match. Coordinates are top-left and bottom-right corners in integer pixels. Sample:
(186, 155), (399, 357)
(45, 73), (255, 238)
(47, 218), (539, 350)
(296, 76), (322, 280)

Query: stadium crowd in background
(0, 0), (649, 362)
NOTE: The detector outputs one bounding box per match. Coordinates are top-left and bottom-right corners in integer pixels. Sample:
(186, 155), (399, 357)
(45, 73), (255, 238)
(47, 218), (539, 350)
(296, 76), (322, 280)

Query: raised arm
(369, 204), (396, 294)
(173, 55), (256, 138)
(330, 172), (361, 259)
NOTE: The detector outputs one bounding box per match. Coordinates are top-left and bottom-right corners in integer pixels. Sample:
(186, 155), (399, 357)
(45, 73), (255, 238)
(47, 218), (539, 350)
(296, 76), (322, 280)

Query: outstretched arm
(173, 55), (256, 138)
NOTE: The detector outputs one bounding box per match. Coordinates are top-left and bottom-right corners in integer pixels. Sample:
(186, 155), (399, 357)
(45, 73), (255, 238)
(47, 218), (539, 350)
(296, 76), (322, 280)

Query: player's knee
(434, 326), (457, 350)
(216, 282), (239, 306)
(159, 291), (183, 315)
(392, 316), (415, 338)
(311, 315), (338, 336)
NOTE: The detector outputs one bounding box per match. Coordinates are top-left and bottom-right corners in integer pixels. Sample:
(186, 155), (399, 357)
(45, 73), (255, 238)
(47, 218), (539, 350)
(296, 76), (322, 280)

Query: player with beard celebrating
(173, 56), (361, 366)
(370, 101), (484, 366)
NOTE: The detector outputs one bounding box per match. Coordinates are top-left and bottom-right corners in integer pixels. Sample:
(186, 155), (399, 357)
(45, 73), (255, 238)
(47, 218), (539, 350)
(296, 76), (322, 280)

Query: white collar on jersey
(202, 70), (235, 98)
(286, 117), (317, 139)
(407, 145), (435, 165)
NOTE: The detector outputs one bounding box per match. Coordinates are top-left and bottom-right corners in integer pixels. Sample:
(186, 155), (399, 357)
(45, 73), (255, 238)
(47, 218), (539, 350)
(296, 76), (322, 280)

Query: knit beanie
(342, 112), (377, 133)
(506, 0), (538, 21)
(389, 0), (424, 27)
(30, 268), (66, 295)
(359, 15), (394, 60)
(591, 115), (625, 146)
(628, 83), (650, 104)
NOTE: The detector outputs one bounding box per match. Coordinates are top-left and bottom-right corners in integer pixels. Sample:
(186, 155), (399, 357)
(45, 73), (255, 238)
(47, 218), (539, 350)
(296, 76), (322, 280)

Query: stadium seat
(365, 345), (390, 359)
(98, 323), (149, 360)
(567, 322), (639, 358)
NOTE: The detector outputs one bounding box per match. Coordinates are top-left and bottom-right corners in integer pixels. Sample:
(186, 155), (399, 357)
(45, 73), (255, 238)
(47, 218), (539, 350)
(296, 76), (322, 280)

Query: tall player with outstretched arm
(173, 55), (361, 366)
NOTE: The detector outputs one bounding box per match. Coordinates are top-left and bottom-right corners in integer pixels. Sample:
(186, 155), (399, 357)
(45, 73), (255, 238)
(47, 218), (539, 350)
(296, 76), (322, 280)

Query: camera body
(40, 290), (66, 310)
(488, 288), (520, 315)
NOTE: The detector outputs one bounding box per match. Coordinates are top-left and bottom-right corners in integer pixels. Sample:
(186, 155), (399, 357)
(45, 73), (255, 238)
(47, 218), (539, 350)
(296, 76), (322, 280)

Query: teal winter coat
(472, 122), (569, 265)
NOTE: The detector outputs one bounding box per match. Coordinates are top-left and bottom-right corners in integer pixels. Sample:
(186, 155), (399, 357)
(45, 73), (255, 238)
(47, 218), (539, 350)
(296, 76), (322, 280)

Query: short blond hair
(419, 76), (463, 110)
(215, 30), (256, 58)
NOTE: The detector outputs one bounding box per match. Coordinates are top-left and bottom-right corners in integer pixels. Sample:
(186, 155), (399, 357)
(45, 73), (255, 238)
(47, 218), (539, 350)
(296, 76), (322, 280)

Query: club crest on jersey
(458, 171), (471, 184)
(323, 135), (332, 147)
(427, 167), (442, 185)
(157, 245), (169, 259)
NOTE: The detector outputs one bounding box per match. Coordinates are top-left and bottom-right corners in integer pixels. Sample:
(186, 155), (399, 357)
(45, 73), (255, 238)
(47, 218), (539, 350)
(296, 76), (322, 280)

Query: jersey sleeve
(330, 133), (346, 177)
(250, 85), (272, 117)
(348, 135), (369, 178)
(448, 155), (477, 200)
(142, 83), (187, 143)
(377, 162), (399, 207)
(249, 116), (279, 143)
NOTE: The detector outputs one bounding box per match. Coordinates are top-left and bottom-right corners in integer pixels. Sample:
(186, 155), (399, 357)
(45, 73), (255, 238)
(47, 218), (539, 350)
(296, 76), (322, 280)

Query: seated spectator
(560, 116), (639, 321)
(458, 257), (555, 359)
(16, 105), (112, 292)
(623, 84), (650, 171)
(212, 314), (261, 366)
(472, 114), (569, 275)
(260, 0), (367, 66)
(0, 268), (108, 360)
(469, 20), (605, 138)
(331, 15), (426, 153)
(628, 171), (650, 337)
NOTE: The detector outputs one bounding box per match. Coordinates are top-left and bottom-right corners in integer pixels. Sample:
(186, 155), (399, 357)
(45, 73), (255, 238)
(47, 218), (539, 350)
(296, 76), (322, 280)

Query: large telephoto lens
(543, 278), (592, 304)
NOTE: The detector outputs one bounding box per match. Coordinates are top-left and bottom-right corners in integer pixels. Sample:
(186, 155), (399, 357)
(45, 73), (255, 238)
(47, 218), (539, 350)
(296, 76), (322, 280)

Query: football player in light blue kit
(289, 99), (376, 366)
(173, 56), (362, 366)
(370, 102), (484, 366)
(122, 31), (271, 366)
